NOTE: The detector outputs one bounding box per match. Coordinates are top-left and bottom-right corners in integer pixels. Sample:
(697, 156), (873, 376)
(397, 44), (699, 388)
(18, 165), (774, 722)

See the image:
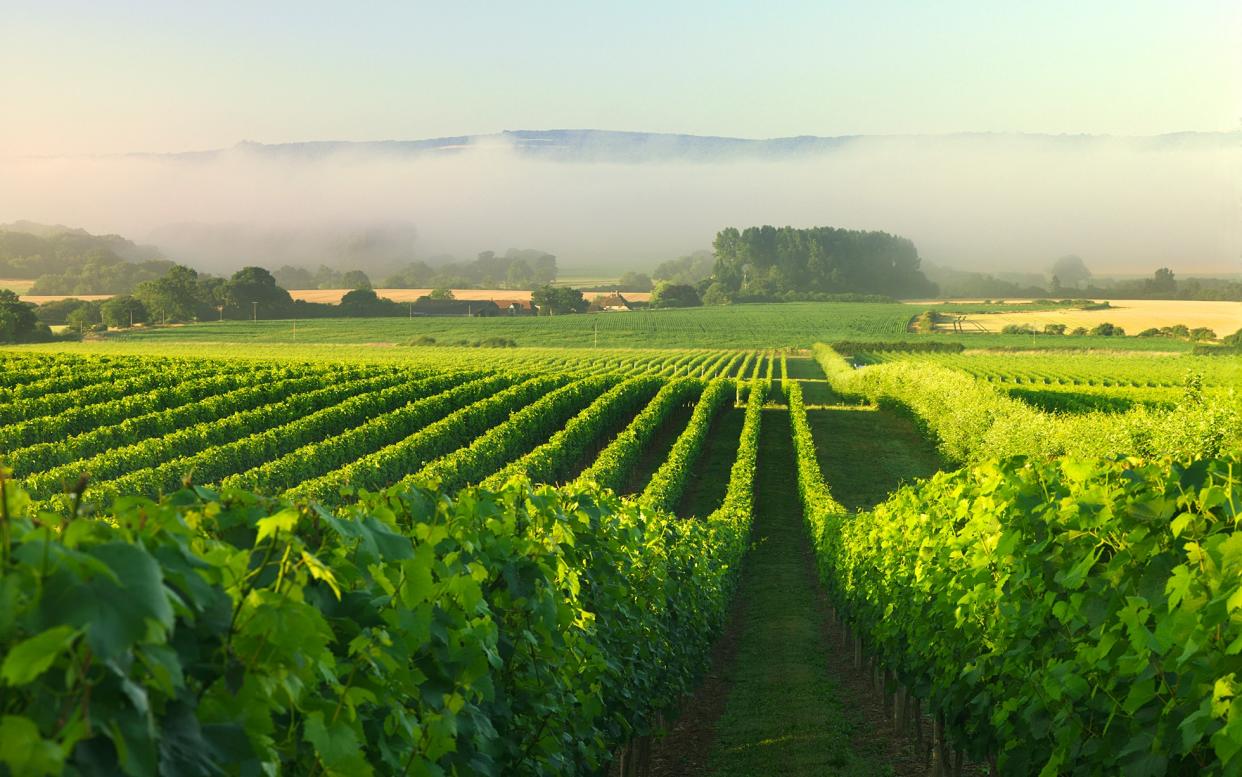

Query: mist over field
(2, 130), (1239, 277)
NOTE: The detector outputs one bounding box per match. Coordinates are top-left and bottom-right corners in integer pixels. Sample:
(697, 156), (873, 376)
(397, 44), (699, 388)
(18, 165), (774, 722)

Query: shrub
(1088, 322), (1124, 336)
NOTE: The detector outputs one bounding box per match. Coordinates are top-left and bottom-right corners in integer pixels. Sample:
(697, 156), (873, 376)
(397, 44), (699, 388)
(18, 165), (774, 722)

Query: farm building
(492, 299), (536, 316)
(410, 298), (500, 317)
(588, 293), (632, 312)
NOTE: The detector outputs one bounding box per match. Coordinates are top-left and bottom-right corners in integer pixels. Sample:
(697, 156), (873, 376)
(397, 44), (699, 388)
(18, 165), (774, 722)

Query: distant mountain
(128, 129), (1242, 164)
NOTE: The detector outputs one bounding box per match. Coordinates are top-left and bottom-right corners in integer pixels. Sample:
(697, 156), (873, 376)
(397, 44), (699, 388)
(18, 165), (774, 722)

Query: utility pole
(251, 301), (258, 322)
(593, 321), (598, 348)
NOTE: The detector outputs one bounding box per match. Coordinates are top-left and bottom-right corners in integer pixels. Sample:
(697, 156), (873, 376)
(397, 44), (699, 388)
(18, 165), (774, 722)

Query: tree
(530, 285), (585, 315)
(653, 251), (715, 285)
(1089, 322), (1125, 336)
(617, 271), (653, 292)
(101, 295), (148, 328)
(341, 270), (372, 290)
(1149, 267), (1177, 296)
(505, 259), (533, 289)
(272, 265), (315, 289)
(1049, 255), (1092, 289)
(0, 289), (45, 343)
(701, 282), (732, 306)
(33, 298), (95, 325)
(428, 288), (455, 300)
(66, 303), (102, 333)
(650, 282), (702, 308)
(134, 264), (206, 322)
(222, 266), (293, 319)
(338, 287), (403, 317)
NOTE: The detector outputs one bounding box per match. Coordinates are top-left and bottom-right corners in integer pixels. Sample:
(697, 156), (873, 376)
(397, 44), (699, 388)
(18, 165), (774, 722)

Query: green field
(29, 300), (1204, 352)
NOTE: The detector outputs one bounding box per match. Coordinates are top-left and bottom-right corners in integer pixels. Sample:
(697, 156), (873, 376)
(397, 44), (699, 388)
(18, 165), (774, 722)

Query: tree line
(0, 224), (172, 294)
(929, 255), (1242, 301)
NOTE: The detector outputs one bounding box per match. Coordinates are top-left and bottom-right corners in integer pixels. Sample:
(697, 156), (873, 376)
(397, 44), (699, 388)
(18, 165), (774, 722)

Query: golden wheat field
(287, 288), (653, 304)
(947, 299), (1242, 336)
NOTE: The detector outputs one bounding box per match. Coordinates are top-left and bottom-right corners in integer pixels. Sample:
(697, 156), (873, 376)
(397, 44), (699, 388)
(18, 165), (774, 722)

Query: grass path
(805, 405), (942, 511)
(650, 406), (893, 776)
(649, 387), (947, 776)
(703, 407), (890, 776)
(676, 407), (744, 517)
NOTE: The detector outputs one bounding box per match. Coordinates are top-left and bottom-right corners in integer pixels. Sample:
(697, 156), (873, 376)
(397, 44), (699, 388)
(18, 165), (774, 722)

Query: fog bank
(1, 132), (1238, 276)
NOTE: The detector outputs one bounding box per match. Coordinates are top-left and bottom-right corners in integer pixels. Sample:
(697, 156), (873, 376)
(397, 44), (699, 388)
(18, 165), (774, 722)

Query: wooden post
(894, 682), (906, 734)
(930, 715), (949, 777)
(913, 696), (924, 753)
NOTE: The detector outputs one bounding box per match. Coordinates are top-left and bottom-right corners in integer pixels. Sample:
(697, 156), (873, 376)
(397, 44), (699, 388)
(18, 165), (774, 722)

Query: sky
(1, 0), (1239, 155)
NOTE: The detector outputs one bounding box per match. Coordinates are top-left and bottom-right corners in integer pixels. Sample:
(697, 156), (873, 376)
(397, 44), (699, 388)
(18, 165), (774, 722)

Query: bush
(1088, 322), (1125, 336)
(474, 337), (517, 348)
(1001, 324), (1036, 335)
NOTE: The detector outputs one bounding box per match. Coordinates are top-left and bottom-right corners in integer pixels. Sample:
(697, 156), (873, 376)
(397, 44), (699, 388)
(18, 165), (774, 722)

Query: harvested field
(946, 299), (1241, 336)
(287, 287), (653, 304)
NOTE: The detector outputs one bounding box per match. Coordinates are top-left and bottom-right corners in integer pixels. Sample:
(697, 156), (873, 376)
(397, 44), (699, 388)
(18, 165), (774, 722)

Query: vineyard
(2, 340), (1242, 775)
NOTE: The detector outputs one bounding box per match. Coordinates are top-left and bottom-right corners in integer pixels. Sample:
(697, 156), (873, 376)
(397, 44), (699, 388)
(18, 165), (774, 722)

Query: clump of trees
(649, 282), (701, 308)
(653, 251), (715, 286)
(1136, 324), (1216, 341)
(933, 257), (1242, 301)
(712, 226), (938, 299)
(1089, 322), (1125, 336)
(271, 266), (372, 290)
(0, 290), (53, 343)
(530, 286), (586, 315)
(382, 249), (557, 290)
(997, 321), (1128, 337)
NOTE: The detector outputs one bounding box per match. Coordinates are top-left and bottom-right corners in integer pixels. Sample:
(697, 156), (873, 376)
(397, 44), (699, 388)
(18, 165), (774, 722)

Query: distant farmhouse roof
(588, 293), (632, 312)
(411, 298), (499, 316)
(492, 298), (534, 313)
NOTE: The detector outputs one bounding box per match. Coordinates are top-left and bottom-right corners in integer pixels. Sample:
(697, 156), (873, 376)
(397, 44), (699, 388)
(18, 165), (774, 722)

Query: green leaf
(1, 626), (78, 686)
(39, 542), (174, 661)
(401, 544), (435, 607)
(1122, 677), (1155, 714)
(301, 550), (342, 599)
(255, 507), (299, 544)
(0, 716), (64, 776)
(1170, 512), (1194, 538)
(303, 711), (373, 776)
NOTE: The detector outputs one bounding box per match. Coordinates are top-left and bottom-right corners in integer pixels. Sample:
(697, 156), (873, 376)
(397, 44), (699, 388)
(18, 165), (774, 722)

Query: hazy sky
(2, 0), (1238, 155)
